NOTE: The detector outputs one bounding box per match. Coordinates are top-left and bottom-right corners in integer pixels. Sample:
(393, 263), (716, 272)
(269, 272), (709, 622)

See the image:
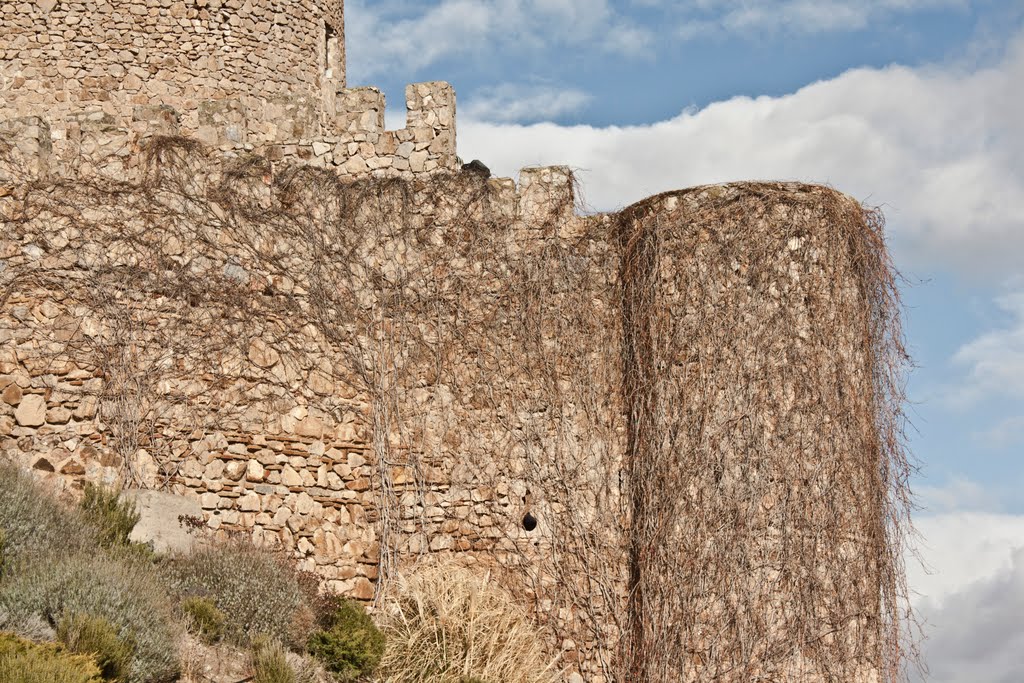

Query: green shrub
(0, 553), (182, 683)
(0, 631), (103, 683)
(295, 570), (345, 630)
(0, 464), (95, 569)
(290, 570), (345, 650)
(164, 541), (305, 645)
(251, 636), (296, 683)
(180, 597), (225, 643)
(306, 599), (384, 682)
(57, 613), (135, 682)
(78, 485), (140, 550)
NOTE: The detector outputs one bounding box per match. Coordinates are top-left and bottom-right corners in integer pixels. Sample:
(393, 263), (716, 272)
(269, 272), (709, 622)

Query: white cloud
(346, 0), (652, 80)
(658, 0), (968, 39)
(916, 476), (992, 514)
(952, 290), (1024, 402)
(900, 510), (1024, 680)
(913, 544), (1024, 683)
(910, 512), (1024, 606)
(980, 414), (1024, 447)
(459, 31), (1024, 277)
(462, 84), (593, 123)
(719, 0), (964, 33)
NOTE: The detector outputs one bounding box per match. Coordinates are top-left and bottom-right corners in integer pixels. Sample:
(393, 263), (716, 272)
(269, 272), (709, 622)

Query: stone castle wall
(1, 1), (457, 185)
(1, 0), (345, 142)
(0, 143), (625, 678)
(0, 2), (900, 679)
(0, 131), (890, 679)
(0, 79), (457, 182)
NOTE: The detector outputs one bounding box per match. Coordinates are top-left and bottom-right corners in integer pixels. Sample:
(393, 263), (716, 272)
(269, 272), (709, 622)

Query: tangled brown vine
(0, 139), (917, 682)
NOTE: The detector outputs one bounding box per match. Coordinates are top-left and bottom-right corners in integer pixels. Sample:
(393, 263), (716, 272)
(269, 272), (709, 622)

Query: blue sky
(345, 1), (1024, 679)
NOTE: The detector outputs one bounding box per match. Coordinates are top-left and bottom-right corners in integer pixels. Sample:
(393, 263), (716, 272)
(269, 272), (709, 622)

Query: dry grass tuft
(375, 563), (559, 683)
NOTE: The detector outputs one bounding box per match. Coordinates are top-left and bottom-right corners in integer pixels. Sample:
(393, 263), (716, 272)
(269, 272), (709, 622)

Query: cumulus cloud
(912, 544), (1024, 683)
(916, 476), (992, 514)
(910, 513), (1024, 606)
(896, 508), (1024, 680)
(980, 414), (1024, 447)
(462, 84), (593, 123)
(346, 0), (652, 79)
(459, 31), (1024, 278)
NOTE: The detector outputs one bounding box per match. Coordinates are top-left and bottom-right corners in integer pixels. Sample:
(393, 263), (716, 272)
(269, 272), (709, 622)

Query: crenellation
(335, 86), (385, 135)
(1, 78), (460, 182)
(0, 1), (904, 680)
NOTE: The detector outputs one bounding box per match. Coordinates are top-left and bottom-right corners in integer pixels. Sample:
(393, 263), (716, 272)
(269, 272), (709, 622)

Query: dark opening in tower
(324, 22), (343, 88)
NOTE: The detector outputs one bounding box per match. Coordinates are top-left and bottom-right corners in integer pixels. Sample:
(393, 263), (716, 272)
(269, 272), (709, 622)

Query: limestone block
(196, 99), (247, 147)
(238, 491), (260, 512)
(204, 459), (226, 480)
(2, 383), (23, 405)
(272, 506), (291, 525)
(334, 87), (384, 135)
(409, 150), (428, 173)
(128, 448), (157, 488)
(14, 393), (46, 426)
(224, 461), (246, 481)
(350, 577), (374, 601)
(294, 492), (314, 515)
(123, 490), (204, 554)
(131, 104), (180, 139)
(246, 459), (265, 482)
(247, 339), (279, 368)
(281, 465), (302, 487)
(295, 416), (324, 438)
(518, 166), (579, 236)
(264, 95), (316, 142)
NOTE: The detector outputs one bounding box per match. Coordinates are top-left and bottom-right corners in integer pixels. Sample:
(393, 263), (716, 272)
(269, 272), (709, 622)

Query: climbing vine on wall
(0, 138), (918, 682)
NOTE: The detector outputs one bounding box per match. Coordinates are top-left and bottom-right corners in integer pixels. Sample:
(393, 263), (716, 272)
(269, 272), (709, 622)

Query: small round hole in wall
(522, 511), (537, 532)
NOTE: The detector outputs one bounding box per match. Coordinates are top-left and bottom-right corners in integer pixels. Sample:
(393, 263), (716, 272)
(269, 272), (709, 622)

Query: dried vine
(0, 140), (917, 682)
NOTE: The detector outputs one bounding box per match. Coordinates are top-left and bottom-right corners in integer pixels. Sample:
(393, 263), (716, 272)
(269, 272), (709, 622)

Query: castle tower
(0, 0), (347, 142)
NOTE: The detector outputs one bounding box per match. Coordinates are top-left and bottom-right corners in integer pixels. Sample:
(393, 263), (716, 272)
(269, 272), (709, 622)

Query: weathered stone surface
(0, 5), (887, 678)
(280, 466), (303, 487)
(124, 490), (204, 554)
(224, 461), (246, 481)
(247, 339), (280, 369)
(14, 394), (46, 426)
(246, 460), (265, 482)
(239, 492), (261, 512)
(2, 383), (23, 405)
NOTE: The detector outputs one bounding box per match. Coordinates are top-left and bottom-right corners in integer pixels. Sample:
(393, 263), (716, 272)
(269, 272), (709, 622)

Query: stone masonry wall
(0, 3), (899, 677)
(0, 0), (345, 142)
(0, 137), (891, 680)
(0, 142), (622, 678)
(0, 80), (457, 182)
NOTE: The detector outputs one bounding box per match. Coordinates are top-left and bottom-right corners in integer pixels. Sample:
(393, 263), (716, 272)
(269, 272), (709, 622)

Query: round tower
(0, 0), (346, 142)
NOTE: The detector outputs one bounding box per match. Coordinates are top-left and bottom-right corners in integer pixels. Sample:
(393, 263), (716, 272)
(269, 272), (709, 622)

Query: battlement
(272, 82), (457, 176)
(0, 81), (459, 183)
(0, 0), (465, 183)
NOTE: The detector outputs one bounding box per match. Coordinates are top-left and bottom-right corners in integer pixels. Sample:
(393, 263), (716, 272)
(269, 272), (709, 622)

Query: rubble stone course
(0, 2), (898, 681)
